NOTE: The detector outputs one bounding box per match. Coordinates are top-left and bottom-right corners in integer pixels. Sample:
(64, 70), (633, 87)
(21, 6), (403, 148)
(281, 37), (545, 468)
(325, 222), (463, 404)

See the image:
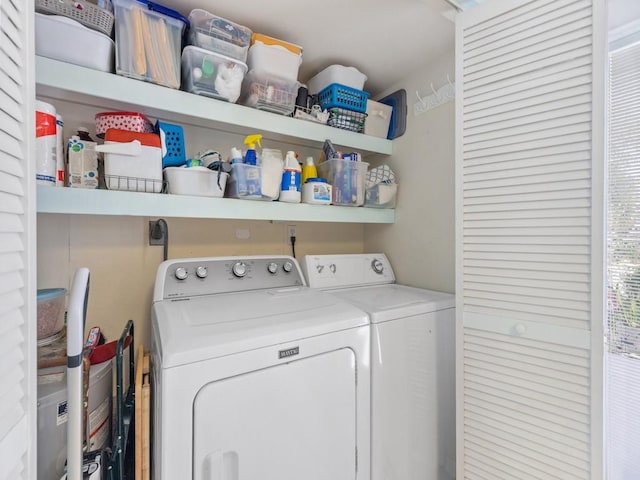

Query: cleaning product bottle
(243, 134), (262, 166)
(301, 156), (318, 185)
(230, 146), (247, 196)
(280, 151), (301, 203)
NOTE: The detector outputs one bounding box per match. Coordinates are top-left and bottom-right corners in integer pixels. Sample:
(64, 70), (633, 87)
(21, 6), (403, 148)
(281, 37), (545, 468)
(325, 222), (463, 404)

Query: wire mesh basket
(327, 108), (367, 133)
(36, 0), (115, 37)
(104, 175), (166, 193)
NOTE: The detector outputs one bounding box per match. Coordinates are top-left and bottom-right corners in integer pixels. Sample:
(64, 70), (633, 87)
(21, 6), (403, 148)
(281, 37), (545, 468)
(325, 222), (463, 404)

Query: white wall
(364, 51), (456, 293)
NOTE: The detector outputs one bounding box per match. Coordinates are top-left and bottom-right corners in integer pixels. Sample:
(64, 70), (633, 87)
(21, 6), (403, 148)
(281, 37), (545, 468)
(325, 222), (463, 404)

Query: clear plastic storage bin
(227, 163), (263, 199)
(240, 70), (299, 115)
(188, 9), (252, 62)
(318, 159), (369, 206)
(112, 0), (187, 89)
(365, 183), (397, 208)
(181, 45), (247, 102)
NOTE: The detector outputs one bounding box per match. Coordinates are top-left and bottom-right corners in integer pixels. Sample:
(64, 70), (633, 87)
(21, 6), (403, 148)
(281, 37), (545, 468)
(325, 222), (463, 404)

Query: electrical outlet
(286, 224), (297, 244)
(149, 220), (166, 246)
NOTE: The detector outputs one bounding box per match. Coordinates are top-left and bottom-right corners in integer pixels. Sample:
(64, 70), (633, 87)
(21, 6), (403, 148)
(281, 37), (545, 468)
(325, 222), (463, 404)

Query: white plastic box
(187, 9), (252, 62)
(112, 0), (187, 89)
(364, 100), (393, 138)
(317, 159), (369, 206)
(247, 42), (302, 81)
(306, 65), (367, 94)
(164, 167), (228, 197)
(181, 45), (247, 102)
(35, 13), (115, 72)
(96, 129), (163, 193)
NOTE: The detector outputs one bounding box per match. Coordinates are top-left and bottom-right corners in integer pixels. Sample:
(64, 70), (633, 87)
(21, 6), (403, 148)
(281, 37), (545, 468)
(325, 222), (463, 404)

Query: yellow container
(251, 33), (302, 55)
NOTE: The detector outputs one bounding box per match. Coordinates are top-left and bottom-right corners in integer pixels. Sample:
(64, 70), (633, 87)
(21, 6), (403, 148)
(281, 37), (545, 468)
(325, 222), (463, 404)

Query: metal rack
(106, 320), (135, 480)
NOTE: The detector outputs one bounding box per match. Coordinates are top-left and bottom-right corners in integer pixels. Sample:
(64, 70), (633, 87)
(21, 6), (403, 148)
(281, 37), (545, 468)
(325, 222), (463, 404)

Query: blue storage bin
(317, 83), (369, 113)
(155, 121), (186, 167)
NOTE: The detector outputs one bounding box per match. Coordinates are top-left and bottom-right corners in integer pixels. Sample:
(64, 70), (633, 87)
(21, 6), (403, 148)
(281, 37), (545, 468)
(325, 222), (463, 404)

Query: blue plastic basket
(155, 121), (186, 167)
(317, 83), (369, 113)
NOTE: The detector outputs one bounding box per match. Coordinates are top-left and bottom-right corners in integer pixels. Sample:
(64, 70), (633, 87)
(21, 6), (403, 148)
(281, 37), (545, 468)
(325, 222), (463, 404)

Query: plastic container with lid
(112, 0), (188, 89)
(302, 178), (331, 205)
(95, 111), (154, 138)
(246, 41), (302, 81)
(181, 45), (248, 102)
(240, 70), (299, 115)
(187, 9), (252, 62)
(37, 288), (67, 341)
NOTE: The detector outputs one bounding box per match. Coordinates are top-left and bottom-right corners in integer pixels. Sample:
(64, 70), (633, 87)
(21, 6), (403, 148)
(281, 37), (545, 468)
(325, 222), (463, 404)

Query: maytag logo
(279, 346), (299, 359)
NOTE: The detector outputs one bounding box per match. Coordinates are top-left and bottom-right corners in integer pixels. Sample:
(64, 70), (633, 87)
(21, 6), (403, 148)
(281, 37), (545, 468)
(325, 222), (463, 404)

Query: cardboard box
(67, 135), (99, 188)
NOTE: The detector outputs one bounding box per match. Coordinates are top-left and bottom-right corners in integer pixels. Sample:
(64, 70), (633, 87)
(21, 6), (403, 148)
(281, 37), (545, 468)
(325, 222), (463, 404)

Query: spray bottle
(280, 151), (301, 203)
(301, 156), (318, 185)
(243, 134), (262, 166)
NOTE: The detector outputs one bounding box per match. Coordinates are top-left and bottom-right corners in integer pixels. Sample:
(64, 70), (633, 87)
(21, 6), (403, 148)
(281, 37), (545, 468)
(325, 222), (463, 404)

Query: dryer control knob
(232, 262), (247, 278)
(174, 267), (188, 280)
(267, 262), (278, 274)
(196, 266), (208, 279)
(283, 261), (293, 273)
(371, 259), (384, 274)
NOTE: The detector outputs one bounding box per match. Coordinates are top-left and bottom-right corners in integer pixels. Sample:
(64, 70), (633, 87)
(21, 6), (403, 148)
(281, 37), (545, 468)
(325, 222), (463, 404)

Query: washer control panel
(302, 253), (395, 289)
(155, 256), (305, 301)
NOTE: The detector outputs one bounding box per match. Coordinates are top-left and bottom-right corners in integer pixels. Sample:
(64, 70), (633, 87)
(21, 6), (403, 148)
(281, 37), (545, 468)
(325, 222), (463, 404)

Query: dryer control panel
(153, 256), (305, 301)
(302, 253), (395, 289)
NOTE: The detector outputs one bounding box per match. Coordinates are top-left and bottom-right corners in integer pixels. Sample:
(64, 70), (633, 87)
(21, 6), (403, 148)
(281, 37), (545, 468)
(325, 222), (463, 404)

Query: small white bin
(96, 129), (163, 193)
(35, 13), (115, 72)
(306, 65), (367, 94)
(164, 166), (228, 197)
(364, 100), (393, 139)
(247, 42), (302, 81)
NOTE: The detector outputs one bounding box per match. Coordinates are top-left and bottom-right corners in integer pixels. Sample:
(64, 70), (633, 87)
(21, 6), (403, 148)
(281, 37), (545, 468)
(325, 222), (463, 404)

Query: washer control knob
(174, 267), (188, 280)
(267, 262), (278, 274)
(283, 261), (293, 273)
(371, 259), (384, 274)
(195, 266), (208, 279)
(232, 262), (247, 278)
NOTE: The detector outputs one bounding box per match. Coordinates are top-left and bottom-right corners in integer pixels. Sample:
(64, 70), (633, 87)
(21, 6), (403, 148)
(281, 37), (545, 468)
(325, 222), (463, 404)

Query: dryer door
(193, 347), (358, 480)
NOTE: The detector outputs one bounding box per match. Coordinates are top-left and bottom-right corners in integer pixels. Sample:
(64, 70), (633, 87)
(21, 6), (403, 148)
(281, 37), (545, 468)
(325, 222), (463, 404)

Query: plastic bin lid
(379, 89), (407, 140)
(37, 288), (67, 300)
(104, 128), (162, 147)
(133, 0), (189, 30)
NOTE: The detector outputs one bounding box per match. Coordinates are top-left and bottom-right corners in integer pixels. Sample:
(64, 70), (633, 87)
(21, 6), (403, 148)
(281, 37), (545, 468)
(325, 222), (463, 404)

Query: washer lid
(153, 286), (368, 368)
(331, 284), (455, 323)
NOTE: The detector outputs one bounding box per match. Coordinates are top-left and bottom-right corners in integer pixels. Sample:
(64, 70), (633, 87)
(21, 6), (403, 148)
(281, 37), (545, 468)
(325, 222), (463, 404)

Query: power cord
(150, 218), (169, 261)
(290, 235), (296, 258)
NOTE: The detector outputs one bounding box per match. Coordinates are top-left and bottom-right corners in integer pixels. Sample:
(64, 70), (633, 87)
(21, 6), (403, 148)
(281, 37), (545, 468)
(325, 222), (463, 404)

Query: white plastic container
(181, 45), (247, 102)
(35, 100), (57, 187)
(306, 65), (367, 94)
(96, 129), (163, 193)
(164, 166), (228, 197)
(364, 100), (393, 138)
(246, 42), (302, 81)
(35, 13), (115, 72)
(302, 178), (331, 205)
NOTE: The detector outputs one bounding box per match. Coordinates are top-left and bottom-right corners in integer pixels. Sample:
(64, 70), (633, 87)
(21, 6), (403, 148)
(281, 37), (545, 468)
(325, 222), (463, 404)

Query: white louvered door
(455, 1), (605, 479)
(0, 0), (37, 479)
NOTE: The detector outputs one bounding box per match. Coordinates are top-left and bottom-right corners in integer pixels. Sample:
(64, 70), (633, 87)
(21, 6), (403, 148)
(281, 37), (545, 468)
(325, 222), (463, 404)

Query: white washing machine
(302, 253), (456, 480)
(151, 255), (371, 480)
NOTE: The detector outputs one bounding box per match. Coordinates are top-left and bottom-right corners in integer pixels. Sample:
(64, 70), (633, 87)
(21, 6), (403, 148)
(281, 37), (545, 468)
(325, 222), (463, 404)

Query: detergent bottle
(280, 151), (301, 203)
(243, 134), (262, 166)
(301, 156), (318, 185)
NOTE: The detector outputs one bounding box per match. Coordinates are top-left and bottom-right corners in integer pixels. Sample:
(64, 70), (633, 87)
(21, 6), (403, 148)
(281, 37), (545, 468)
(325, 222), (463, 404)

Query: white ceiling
(159, 0), (456, 96)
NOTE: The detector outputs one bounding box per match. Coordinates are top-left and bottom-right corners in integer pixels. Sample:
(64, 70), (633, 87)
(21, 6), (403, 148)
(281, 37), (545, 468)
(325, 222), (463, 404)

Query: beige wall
(364, 51), (456, 293)
(37, 52), (456, 349)
(37, 214), (364, 349)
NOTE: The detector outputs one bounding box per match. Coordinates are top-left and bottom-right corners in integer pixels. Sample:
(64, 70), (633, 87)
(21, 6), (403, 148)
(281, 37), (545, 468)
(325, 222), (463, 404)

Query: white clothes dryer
(302, 253), (456, 480)
(151, 256), (371, 480)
